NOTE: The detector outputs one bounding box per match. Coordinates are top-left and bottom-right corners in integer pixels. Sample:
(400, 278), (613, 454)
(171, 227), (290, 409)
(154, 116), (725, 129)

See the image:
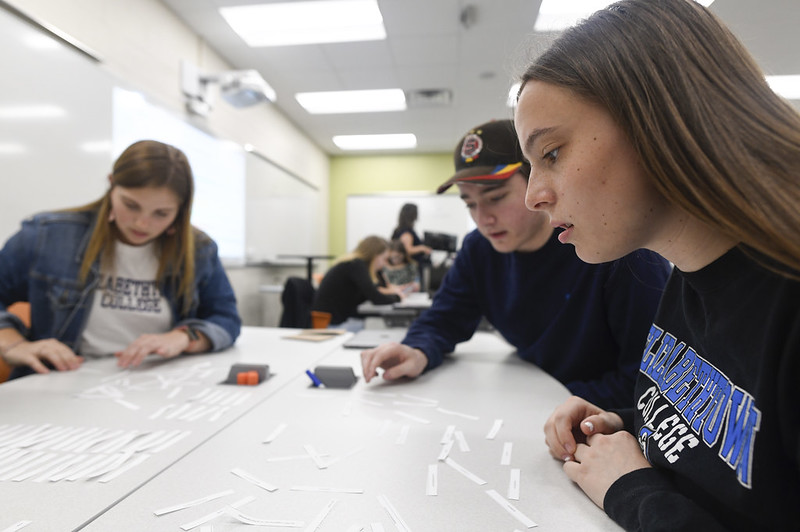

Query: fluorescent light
(220, 0), (386, 47)
(0, 105), (66, 119)
(534, 0), (714, 31)
(333, 133), (417, 150)
(296, 89), (406, 114)
(767, 75), (800, 100)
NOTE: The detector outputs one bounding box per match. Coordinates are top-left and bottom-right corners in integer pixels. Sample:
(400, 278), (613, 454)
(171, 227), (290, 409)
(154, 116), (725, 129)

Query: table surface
(0, 327), (620, 532)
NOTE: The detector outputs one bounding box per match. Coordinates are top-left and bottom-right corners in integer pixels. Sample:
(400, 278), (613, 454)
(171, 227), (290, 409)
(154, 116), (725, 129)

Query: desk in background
(1, 328), (620, 531)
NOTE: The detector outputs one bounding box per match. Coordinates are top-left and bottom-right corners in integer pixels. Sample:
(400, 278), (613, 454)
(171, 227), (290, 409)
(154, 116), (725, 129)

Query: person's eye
(464, 202), (476, 210)
(543, 147), (560, 163)
(123, 201), (139, 211)
(153, 211), (171, 218)
(489, 193), (507, 203)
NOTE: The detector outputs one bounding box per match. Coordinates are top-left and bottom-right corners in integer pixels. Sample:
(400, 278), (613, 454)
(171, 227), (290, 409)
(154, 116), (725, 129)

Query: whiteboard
(245, 150), (321, 263)
(346, 193), (475, 252)
(0, 6), (113, 245)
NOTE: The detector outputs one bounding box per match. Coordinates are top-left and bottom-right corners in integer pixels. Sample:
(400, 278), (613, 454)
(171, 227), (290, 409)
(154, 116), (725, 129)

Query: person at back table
(391, 203), (432, 282)
(361, 119), (671, 408)
(0, 140), (241, 377)
(381, 239), (420, 294)
(312, 236), (405, 331)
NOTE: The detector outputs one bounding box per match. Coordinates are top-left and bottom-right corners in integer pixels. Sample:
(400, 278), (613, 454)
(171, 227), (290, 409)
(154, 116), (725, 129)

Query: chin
(574, 245), (623, 264)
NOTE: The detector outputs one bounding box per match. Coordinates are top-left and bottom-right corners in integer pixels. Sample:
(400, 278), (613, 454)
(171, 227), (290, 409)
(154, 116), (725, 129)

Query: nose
(524, 171), (555, 212)
(474, 205), (497, 227)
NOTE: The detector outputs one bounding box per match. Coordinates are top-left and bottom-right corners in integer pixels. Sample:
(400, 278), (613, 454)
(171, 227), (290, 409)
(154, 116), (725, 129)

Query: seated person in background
(312, 236), (405, 331)
(361, 119), (672, 408)
(0, 140), (241, 377)
(381, 239), (420, 294)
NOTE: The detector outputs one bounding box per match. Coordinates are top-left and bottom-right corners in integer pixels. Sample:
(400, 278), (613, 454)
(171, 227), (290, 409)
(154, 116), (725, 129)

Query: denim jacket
(0, 210), (241, 357)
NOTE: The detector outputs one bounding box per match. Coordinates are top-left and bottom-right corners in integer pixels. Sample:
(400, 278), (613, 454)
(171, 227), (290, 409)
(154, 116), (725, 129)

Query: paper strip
(225, 507), (304, 527)
(290, 486), (364, 494)
(501, 442), (513, 465)
(395, 425), (409, 445)
(508, 469), (521, 500)
(436, 407), (479, 420)
(440, 425), (455, 444)
(401, 393), (437, 404)
(303, 445), (328, 469)
(444, 457), (486, 485)
(154, 489), (236, 515)
(486, 419), (503, 439)
(454, 431), (470, 452)
(485, 489), (537, 528)
(262, 423), (288, 444)
(437, 440), (454, 462)
(98, 453), (151, 482)
(149, 431), (190, 453)
(231, 467), (278, 491)
(426, 464), (438, 496)
(377, 494), (411, 532)
(304, 499), (337, 532)
(393, 411), (430, 424)
(179, 495), (256, 531)
(0, 520), (32, 532)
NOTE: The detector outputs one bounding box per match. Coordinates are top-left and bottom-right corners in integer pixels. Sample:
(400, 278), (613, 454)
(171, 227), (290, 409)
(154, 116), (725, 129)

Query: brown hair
(73, 140), (200, 312)
(519, 0), (800, 274)
(336, 235), (391, 282)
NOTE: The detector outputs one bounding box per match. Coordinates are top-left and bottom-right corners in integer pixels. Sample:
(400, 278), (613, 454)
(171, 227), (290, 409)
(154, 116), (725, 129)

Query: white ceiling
(160, 0), (800, 155)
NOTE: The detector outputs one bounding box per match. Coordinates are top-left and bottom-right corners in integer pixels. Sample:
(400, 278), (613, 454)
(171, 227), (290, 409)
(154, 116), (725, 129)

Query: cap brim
(436, 163), (522, 194)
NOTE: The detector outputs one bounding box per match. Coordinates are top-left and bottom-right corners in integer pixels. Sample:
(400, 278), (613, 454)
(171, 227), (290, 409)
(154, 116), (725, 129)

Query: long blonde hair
(73, 140), (201, 312)
(519, 0), (800, 275)
(335, 235), (390, 282)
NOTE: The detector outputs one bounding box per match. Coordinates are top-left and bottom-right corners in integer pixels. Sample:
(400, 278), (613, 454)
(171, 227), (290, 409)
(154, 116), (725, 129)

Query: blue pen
(305, 369), (322, 387)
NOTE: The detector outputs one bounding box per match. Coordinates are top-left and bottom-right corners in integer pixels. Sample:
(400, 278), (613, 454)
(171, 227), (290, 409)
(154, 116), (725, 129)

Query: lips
(557, 223), (573, 244)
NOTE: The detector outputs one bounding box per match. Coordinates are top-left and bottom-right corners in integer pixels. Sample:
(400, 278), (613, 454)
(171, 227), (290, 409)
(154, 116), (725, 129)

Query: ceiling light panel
(333, 133), (417, 150)
(220, 0), (386, 47)
(767, 75), (800, 99)
(534, 0), (714, 32)
(296, 89), (406, 114)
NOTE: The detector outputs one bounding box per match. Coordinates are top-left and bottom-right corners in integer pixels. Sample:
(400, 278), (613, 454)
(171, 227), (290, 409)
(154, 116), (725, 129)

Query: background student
(391, 203), (432, 283)
(361, 119), (671, 409)
(515, 0), (800, 529)
(0, 140), (241, 377)
(381, 239), (420, 294)
(312, 235), (404, 331)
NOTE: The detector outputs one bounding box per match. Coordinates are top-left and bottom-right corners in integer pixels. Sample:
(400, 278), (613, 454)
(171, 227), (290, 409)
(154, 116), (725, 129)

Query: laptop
(343, 328), (407, 349)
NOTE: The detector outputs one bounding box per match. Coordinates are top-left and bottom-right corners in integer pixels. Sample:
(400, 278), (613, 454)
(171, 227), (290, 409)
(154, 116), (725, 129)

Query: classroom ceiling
(160, 0), (800, 155)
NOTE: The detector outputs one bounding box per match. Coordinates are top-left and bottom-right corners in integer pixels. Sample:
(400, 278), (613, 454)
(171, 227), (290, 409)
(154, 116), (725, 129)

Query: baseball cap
(436, 119), (526, 194)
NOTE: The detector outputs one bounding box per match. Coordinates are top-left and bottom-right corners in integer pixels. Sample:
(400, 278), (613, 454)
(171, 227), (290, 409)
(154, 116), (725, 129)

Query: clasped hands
(543, 395), (651, 509)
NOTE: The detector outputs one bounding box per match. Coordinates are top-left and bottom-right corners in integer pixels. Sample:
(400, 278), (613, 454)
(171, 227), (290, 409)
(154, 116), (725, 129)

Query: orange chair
(0, 302), (31, 383)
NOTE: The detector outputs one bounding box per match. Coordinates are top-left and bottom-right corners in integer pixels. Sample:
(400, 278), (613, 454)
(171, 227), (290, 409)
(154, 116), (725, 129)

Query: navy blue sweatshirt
(402, 229), (671, 408)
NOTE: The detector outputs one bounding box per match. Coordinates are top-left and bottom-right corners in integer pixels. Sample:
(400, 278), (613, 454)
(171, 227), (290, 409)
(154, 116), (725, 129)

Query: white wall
(3, 0), (331, 326)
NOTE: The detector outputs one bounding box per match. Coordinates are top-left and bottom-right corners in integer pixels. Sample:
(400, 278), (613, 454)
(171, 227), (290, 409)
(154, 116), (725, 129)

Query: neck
(653, 210), (738, 271)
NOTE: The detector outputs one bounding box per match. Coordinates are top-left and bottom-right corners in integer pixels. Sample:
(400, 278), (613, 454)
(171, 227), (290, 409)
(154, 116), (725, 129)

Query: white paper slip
(304, 499), (337, 532)
(180, 496), (256, 531)
(395, 425), (410, 445)
(486, 419), (503, 439)
(485, 489), (537, 528)
(508, 468), (521, 500)
(437, 440), (454, 461)
(1, 520), (32, 532)
(393, 411), (430, 424)
(303, 444), (328, 469)
(501, 442), (513, 465)
(444, 457), (486, 485)
(436, 407), (479, 420)
(262, 423), (288, 443)
(98, 453), (151, 482)
(454, 430), (470, 452)
(377, 494), (412, 532)
(231, 467), (278, 491)
(154, 489), (235, 516)
(290, 486), (364, 494)
(426, 464), (438, 496)
(440, 425), (456, 444)
(225, 507), (304, 528)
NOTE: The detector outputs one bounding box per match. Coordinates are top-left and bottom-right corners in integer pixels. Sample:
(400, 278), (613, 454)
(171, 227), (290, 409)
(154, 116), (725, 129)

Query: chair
(0, 302), (31, 383)
(278, 276), (316, 328)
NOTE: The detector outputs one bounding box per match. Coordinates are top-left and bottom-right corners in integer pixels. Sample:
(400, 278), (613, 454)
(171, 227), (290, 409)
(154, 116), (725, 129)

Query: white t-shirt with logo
(80, 241), (173, 357)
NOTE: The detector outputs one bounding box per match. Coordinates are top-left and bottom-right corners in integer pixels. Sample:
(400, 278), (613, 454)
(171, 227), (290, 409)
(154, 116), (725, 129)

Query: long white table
(0, 327), (620, 531)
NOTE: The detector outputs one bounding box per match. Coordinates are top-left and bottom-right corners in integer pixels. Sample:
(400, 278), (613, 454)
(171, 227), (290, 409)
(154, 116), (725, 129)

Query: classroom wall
(328, 153), (455, 258)
(3, 0), (330, 326)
